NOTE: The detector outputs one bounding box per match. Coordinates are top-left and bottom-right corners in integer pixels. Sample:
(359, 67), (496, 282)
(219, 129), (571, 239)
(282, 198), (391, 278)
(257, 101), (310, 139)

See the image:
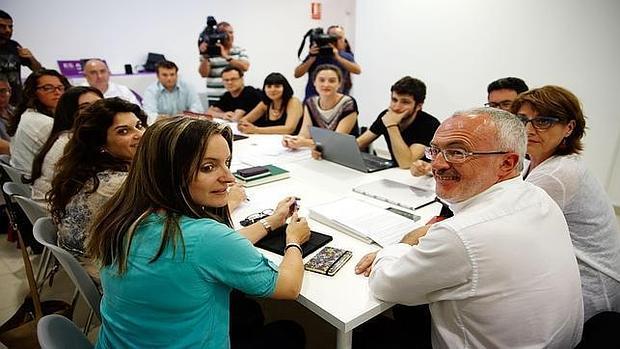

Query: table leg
(336, 329), (352, 349)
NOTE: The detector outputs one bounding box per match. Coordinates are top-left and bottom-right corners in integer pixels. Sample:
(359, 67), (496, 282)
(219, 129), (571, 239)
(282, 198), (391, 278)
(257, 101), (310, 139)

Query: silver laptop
(310, 127), (394, 173)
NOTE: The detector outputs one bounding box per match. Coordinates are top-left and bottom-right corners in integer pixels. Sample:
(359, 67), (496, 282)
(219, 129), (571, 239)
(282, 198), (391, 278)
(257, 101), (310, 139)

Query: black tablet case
(255, 224), (332, 258)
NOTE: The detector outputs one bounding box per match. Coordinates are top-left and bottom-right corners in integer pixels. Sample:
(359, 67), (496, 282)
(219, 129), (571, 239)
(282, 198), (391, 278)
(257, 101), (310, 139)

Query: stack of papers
(308, 197), (423, 246)
(353, 179), (436, 211)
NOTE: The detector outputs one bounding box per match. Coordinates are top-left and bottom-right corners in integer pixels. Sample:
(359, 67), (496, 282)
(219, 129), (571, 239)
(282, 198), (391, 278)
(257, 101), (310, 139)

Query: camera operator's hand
(218, 43), (231, 60)
(330, 43), (340, 58)
(308, 44), (320, 58)
(199, 42), (208, 55)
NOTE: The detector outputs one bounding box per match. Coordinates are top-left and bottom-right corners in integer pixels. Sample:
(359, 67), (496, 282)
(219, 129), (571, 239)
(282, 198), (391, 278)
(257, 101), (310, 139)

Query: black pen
(413, 197), (438, 211)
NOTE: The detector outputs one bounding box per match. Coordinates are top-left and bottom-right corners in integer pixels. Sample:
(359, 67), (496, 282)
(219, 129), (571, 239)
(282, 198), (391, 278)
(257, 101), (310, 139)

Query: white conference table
(229, 134), (442, 349)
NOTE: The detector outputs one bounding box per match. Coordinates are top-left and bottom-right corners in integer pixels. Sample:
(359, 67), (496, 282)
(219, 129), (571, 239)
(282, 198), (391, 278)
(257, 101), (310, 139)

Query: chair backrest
(2, 182), (43, 320)
(14, 195), (49, 225)
(33, 218), (102, 321)
(0, 162), (26, 184)
(0, 153), (10, 165)
(2, 181), (30, 198)
(37, 314), (93, 349)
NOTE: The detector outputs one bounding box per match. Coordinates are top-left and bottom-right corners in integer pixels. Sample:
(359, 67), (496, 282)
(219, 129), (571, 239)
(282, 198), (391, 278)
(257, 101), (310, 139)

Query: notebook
(310, 127), (394, 173)
(353, 179), (436, 212)
(255, 224), (333, 258)
(234, 165), (290, 187)
(308, 197), (423, 246)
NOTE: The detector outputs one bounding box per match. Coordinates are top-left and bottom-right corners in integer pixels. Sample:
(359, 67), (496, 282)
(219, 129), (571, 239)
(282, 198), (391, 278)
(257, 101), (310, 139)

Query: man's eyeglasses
(0, 88), (10, 95)
(484, 100), (513, 110)
(517, 115), (561, 130)
(36, 84), (65, 93)
(240, 209), (273, 227)
(424, 146), (509, 164)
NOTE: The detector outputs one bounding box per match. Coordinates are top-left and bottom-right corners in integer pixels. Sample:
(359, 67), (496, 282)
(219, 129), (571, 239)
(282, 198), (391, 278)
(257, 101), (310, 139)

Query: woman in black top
(238, 73), (302, 134)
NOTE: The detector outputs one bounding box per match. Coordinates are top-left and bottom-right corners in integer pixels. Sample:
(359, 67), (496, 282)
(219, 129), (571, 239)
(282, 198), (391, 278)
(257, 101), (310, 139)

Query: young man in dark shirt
(206, 66), (260, 121)
(0, 10), (42, 105)
(357, 76), (439, 168)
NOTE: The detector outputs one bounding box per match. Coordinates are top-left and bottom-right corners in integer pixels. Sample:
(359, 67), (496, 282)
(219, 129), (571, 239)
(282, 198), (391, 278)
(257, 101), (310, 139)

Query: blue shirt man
(143, 60), (203, 124)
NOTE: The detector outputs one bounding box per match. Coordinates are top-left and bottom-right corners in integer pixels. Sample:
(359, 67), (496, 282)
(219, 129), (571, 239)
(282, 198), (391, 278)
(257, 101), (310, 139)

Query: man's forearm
(198, 57), (211, 77)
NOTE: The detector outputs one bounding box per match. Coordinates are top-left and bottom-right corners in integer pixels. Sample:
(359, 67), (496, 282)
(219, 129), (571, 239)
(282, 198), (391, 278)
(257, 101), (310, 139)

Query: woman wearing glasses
(88, 118), (309, 348)
(511, 85), (620, 321)
(26, 86), (103, 206)
(7, 69), (71, 173)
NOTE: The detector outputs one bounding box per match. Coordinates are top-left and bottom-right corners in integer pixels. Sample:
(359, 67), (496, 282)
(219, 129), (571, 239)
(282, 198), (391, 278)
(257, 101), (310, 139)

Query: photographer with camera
(198, 18), (249, 104)
(294, 25), (360, 100)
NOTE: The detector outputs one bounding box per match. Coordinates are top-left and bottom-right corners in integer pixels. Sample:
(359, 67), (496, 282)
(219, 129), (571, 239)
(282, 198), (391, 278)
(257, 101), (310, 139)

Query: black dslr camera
(198, 16), (228, 57)
(297, 27), (338, 59)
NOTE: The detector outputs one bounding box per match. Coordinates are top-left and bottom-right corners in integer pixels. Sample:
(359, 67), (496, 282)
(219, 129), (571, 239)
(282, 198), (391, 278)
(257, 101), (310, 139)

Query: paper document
(353, 179), (436, 211)
(309, 197), (423, 246)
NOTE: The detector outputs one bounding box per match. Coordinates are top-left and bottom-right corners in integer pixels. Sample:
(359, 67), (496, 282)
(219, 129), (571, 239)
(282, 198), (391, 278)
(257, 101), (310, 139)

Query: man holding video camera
(198, 20), (249, 105)
(294, 25), (361, 100)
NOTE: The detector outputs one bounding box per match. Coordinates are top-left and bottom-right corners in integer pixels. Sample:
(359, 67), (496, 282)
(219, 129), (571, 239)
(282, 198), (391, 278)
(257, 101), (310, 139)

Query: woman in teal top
(87, 117), (310, 348)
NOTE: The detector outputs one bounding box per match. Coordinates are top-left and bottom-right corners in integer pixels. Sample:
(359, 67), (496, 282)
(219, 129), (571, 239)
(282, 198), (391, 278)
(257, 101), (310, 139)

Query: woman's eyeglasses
(36, 84), (66, 94)
(240, 209), (273, 226)
(517, 115), (562, 130)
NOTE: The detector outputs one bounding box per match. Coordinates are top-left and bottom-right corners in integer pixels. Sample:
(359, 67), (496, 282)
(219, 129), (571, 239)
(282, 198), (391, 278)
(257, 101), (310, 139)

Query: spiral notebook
(353, 179), (436, 212)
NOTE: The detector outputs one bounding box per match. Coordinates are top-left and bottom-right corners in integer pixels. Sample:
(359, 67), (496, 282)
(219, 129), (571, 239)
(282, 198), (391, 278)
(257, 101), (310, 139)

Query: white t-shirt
(370, 177), (583, 348)
(526, 154), (620, 320)
(81, 81), (140, 105)
(31, 132), (71, 206)
(9, 109), (53, 174)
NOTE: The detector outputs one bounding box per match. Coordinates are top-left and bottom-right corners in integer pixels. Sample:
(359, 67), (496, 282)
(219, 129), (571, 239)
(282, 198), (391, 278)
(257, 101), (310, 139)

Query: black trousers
(230, 290), (305, 349)
(353, 304), (431, 349)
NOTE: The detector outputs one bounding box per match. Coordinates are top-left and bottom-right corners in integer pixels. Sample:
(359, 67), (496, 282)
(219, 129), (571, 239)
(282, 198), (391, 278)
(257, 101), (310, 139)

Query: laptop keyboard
(361, 153), (393, 169)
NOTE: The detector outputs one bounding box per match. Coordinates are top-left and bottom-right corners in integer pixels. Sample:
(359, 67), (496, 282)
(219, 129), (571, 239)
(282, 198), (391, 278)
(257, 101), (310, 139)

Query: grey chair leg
(35, 247), (51, 290)
(83, 310), (94, 335)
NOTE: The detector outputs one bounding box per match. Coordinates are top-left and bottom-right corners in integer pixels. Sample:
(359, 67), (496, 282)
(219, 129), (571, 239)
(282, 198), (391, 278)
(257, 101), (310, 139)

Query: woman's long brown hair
(87, 118), (233, 275)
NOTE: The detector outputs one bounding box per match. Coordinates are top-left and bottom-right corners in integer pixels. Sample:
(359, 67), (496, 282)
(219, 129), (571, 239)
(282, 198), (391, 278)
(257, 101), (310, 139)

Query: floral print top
(57, 170), (127, 256)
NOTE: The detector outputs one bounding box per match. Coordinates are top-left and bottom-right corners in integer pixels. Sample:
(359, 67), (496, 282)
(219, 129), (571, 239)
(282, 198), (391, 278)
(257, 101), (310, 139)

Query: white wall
(2, 0), (355, 99)
(4, 0), (619, 200)
(355, 0), (620, 199)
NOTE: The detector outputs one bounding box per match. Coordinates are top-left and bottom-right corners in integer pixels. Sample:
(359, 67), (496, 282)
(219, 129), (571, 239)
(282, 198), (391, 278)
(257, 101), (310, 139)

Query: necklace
(269, 105), (282, 119)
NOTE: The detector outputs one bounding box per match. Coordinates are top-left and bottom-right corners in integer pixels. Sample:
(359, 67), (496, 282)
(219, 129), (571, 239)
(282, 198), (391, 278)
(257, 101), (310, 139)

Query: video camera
(198, 16), (228, 57)
(297, 27), (338, 59)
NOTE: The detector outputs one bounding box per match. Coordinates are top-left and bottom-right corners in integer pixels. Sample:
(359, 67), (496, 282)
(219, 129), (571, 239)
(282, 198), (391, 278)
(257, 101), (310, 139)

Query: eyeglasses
(239, 209), (273, 227)
(36, 84), (65, 93)
(484, 100), (513, 110)
(517, 115), (561, 130)
(425, 146), (509, 164)
(0, 88), (10, 95)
